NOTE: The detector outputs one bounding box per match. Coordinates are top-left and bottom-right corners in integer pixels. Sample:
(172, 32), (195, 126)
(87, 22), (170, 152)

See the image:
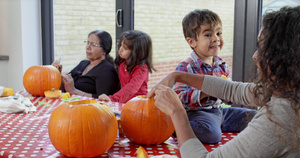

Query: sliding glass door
(52, 0), (117, 72)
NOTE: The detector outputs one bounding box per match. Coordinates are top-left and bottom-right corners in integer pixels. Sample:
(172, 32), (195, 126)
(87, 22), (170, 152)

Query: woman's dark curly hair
(253, 6), (300, 149)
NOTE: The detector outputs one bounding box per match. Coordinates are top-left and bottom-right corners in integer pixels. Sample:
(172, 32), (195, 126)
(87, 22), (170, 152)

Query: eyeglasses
(84, 40), (103, 48)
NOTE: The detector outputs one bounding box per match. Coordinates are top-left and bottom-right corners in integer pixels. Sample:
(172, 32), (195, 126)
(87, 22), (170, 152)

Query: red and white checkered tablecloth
(0, 91), (237, 158)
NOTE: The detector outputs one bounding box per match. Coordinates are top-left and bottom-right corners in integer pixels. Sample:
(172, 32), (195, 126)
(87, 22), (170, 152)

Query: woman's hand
(154, 85), (197, 147)
(147, 72), (177, 98)
(51, 60), (62, 73)
(153, 85), (185, 116)
(61, 73), (76, 93)
(98, 94), (111, 102)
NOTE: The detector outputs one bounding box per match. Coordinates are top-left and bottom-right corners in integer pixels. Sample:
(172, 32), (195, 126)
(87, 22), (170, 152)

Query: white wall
(0, 0), (41, 91)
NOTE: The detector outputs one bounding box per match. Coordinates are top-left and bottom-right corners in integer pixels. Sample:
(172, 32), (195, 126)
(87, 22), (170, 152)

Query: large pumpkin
(48, 100), (118, 157)
(120, 95), (175, 145)
(23, 65), (61, 96)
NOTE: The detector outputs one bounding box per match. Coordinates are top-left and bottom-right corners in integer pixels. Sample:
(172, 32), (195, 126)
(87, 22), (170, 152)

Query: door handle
(116, 9), (123, 27)
(0, 55), (9, 61)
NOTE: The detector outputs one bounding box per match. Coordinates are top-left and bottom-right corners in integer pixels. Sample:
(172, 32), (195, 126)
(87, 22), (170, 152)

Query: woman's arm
(153, 85), (197, 147)
(149, 71), (292, 158)
(148, 71), (254, 106)
(148, 71), (205, 98)
(148, 71), (207, 146)
(94, 68), (120, 98)
(61, 73), (92, 98)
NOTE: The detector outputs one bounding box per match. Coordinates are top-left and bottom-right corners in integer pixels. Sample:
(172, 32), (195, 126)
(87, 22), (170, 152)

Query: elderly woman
(148, 6), (300, 157)
(52, 30), (120, 98)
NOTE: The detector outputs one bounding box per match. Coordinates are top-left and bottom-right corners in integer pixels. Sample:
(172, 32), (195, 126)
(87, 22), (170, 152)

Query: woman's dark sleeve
(92, 67), (120, 98)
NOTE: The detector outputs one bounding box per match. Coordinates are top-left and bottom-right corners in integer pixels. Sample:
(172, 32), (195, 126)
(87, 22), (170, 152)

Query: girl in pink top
(98, 30), (156, 103)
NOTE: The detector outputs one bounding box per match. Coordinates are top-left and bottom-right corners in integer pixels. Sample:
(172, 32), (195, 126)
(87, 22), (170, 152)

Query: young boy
(173, 9), (256, 144)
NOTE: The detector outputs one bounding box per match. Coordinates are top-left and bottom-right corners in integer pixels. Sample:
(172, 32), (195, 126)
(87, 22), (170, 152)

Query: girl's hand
(153, 85), (184, 116)
(61, 73), (76, 93)
(98, 94), (111, 102)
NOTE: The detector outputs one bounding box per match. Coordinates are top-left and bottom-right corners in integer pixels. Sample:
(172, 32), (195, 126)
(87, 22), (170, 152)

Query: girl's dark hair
(182, 9), (222, 40)
(115, 30), (156, 73)
(252, 6), (300, 149)
(88, 30), (114, 64)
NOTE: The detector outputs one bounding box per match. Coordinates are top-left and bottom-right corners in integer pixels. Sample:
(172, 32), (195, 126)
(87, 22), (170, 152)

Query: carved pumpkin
(1, 87), (14, 97)
(120, 95), (175, 145)
(44, 88), (62, 99)
(48, 100), (118, 157)
(23, 65), (61, 96)
(136, 146), (149, 158)
(61, 92), (71, 99)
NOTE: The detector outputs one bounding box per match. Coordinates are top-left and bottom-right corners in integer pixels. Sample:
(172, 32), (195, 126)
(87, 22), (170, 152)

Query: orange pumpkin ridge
(23, 65), (61, 96)
(48, 100), (118, 157)
(120, 95), (175, 145)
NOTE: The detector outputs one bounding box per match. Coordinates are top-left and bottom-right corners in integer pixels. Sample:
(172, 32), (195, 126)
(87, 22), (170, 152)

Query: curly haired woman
(148, 6), (300, 157)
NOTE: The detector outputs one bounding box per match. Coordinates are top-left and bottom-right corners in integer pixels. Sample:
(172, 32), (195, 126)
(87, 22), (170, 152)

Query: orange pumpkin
(136, 146), (149, 158)
(48, 100), (118, 157)
(44, 88), (62, 99)
(61, 92), (71, 99)
(120, 95), (175, 145)
(23, 65), (61, 96)
(1, 87), (14, 97)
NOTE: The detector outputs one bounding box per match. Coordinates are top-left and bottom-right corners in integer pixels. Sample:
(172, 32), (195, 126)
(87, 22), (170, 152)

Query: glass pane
(53, 1), (116, 72)
(134, 0), (235, 89)
(262, 0), (300, 15)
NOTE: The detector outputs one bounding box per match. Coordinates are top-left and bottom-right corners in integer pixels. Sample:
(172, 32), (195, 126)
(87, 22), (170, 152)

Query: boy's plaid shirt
(173, 51), (230, 111)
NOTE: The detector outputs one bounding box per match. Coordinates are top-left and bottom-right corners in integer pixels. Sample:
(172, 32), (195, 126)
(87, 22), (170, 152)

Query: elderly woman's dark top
(69, 60), (120, 98)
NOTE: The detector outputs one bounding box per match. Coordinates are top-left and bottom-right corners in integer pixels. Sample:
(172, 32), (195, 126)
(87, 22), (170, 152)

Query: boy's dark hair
(115, 30), (156, 73)
(88, 30), (114, 64)
(182, 9), (222, 40)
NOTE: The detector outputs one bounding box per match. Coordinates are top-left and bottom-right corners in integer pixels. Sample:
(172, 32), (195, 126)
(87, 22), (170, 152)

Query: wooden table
(0, 91), (237, 158)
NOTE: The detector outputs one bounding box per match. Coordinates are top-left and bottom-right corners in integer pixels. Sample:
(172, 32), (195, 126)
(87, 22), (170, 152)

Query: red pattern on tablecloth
(0, 91), (237, 158)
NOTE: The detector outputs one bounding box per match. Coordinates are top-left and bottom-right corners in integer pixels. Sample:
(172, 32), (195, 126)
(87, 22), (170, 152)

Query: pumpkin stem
(51, 88), (55, 92)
